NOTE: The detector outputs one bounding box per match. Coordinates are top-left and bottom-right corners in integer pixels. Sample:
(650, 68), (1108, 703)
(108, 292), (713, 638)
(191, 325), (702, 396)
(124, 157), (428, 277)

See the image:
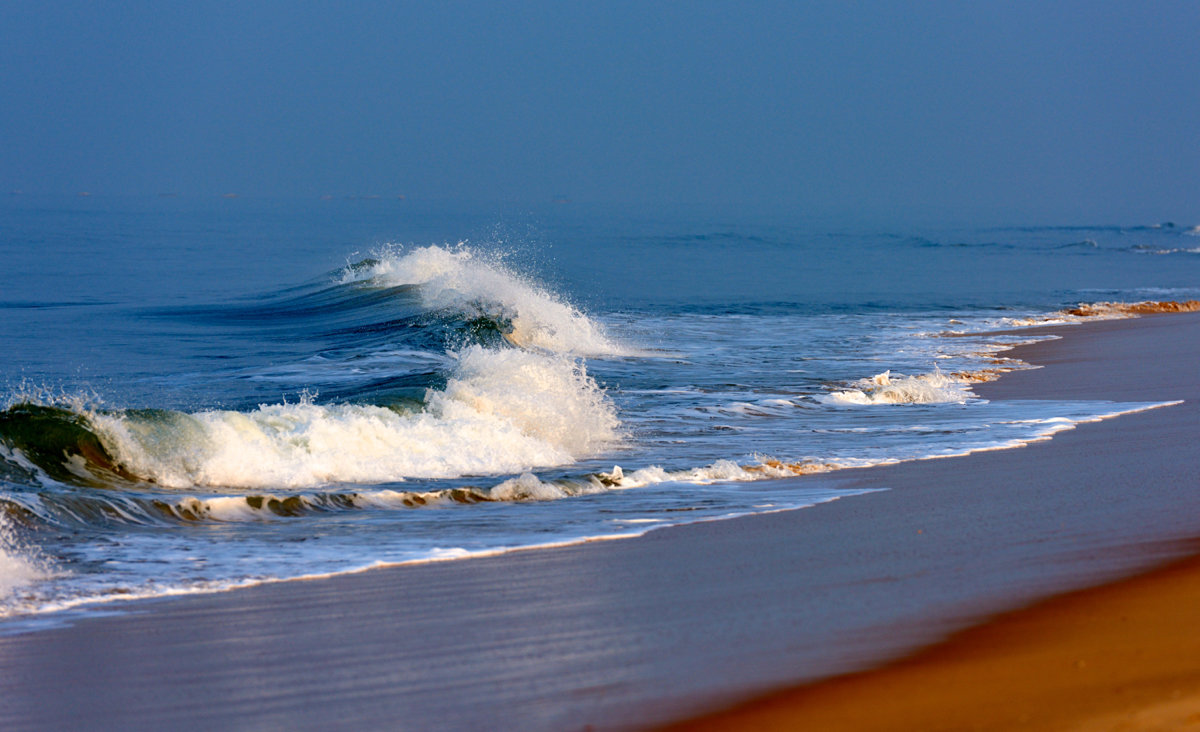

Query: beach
(666, 311), (1200, 731)
(0, 313), (1196, 730)
(664, 551), (1200, 731)
(4, 3), (1199, 729)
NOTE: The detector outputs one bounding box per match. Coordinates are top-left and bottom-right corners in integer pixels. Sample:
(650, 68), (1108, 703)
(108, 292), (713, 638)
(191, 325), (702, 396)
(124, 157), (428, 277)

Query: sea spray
(87, 347), (620, 489)
(0, 512), (51, 601)
(341, 244), (637, 356)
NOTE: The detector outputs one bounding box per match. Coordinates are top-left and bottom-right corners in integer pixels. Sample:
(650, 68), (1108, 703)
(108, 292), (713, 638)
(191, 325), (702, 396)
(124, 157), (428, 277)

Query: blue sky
(2, 1), (1197, 221)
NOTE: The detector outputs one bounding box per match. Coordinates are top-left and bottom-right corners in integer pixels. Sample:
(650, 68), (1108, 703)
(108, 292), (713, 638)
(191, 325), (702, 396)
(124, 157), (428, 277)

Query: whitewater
(1, 196), (1198, 625)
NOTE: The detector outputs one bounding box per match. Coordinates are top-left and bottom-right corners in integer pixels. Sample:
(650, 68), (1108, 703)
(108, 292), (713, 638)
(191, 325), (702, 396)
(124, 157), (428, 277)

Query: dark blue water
(2, 195), (1197, 621)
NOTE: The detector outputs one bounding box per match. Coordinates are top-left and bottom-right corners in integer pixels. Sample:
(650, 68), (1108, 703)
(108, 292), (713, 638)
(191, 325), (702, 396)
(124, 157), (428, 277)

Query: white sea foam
(595, 459), (812, 489)
(139, 458), (829, 523)
(0, 514), (51, 599)
(343, 244), (637, 356)
(89, 346), (620, 489)
(821, 369), (974, 405)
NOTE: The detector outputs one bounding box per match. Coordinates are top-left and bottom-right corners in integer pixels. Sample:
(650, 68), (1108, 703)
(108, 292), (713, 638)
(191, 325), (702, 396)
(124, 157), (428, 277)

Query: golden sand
(661, 551), (1200, 731)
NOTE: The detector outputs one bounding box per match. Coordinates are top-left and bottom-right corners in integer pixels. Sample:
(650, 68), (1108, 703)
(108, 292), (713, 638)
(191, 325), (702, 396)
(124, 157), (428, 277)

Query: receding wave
(1, 347), (619, 490)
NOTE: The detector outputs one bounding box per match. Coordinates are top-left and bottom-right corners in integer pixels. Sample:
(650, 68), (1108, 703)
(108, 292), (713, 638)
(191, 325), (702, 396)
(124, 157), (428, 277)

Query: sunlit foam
(821, 369), (974, 405)
(0, 514), (51, 599)
(87, 347), (620, 489)
(341, 244), (640, 356)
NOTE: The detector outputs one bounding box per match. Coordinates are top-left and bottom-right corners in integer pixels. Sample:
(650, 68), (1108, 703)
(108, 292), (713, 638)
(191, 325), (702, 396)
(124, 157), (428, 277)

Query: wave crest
(822, 370), (974, 405)
(342, 244), (635, 356)
(3, 348), (620, 490)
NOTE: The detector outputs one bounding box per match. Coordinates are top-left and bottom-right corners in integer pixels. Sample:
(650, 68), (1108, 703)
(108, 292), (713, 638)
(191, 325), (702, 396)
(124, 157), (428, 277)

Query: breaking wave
(822, 369), (974, 405)
(340, 244), (638, 356)
(1, 347), (619, 490)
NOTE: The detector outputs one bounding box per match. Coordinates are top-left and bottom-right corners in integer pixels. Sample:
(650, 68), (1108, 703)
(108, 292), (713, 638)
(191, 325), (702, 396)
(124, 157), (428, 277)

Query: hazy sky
(2, 1), (1197, 221)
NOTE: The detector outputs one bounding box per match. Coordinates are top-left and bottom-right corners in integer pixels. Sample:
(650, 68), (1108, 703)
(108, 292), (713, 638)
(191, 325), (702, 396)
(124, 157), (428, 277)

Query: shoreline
(0, 318), (1167, 627)
(1, 313), (1197, 730)
(664, 311), (1200, 730)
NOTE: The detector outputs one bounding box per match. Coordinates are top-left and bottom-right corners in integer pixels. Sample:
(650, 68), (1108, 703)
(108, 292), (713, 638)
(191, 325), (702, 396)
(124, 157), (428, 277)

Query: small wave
(340, 244), (638, 357)
(1128, 244), (1200, 255)
(483, 458), (837, 497)
(821, 369), (974, 405)
(0, 456), (839, 530)
(907, 238), (1016, 250)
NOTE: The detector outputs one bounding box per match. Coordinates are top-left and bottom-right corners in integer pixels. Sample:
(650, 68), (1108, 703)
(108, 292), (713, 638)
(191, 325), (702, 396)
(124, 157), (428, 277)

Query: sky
(1, 1), (1197, 221)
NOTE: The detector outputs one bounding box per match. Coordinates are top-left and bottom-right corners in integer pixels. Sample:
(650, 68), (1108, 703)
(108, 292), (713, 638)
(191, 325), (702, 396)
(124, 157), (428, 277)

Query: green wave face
(0, 404), (136, 485)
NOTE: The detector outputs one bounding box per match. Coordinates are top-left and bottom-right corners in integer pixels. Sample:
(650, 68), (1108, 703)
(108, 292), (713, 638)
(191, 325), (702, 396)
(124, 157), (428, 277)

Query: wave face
(2, 200), (1198, 622)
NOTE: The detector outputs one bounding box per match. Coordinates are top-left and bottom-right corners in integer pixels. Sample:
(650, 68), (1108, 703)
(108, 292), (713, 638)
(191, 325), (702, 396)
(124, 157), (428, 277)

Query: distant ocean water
(1, 196), (1197, 625)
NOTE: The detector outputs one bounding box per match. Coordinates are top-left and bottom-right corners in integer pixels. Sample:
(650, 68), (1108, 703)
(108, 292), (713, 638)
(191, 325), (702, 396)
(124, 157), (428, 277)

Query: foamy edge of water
(2, 301), (1192, 624)
(1, 490), (878, 629)
(1, 400), (1183, 628)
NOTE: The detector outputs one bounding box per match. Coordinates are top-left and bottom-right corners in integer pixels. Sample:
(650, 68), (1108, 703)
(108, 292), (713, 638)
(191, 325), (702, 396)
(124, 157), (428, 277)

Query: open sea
(2, 195), (1198, 627)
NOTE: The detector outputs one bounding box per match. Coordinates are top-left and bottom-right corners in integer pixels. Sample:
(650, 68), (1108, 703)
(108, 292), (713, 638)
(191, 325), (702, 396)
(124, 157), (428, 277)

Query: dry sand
(0, 313), (1197, 731)
(663, 548), (1200, 732)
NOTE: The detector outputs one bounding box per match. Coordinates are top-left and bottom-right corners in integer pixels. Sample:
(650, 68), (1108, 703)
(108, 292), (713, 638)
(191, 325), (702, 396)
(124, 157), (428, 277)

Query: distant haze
(2, 1), (1197, 222)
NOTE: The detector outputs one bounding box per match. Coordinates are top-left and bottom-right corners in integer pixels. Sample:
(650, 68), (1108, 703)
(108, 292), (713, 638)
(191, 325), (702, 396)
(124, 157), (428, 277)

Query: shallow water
(2, 195), (1197, 622)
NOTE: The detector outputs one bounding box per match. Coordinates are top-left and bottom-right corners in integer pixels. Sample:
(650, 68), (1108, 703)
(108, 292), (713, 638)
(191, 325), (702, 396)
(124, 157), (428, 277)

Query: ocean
(2, 195), (1198, 626)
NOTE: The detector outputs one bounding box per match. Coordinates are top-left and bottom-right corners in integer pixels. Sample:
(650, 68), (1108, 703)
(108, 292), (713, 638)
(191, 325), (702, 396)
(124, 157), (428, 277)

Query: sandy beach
(663, 549), (1200, 731)
(1, 312), (1198, 731)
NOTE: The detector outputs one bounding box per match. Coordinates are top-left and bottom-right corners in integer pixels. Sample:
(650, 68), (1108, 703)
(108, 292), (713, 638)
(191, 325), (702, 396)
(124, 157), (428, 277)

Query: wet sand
(0, 313), (1197, 731)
